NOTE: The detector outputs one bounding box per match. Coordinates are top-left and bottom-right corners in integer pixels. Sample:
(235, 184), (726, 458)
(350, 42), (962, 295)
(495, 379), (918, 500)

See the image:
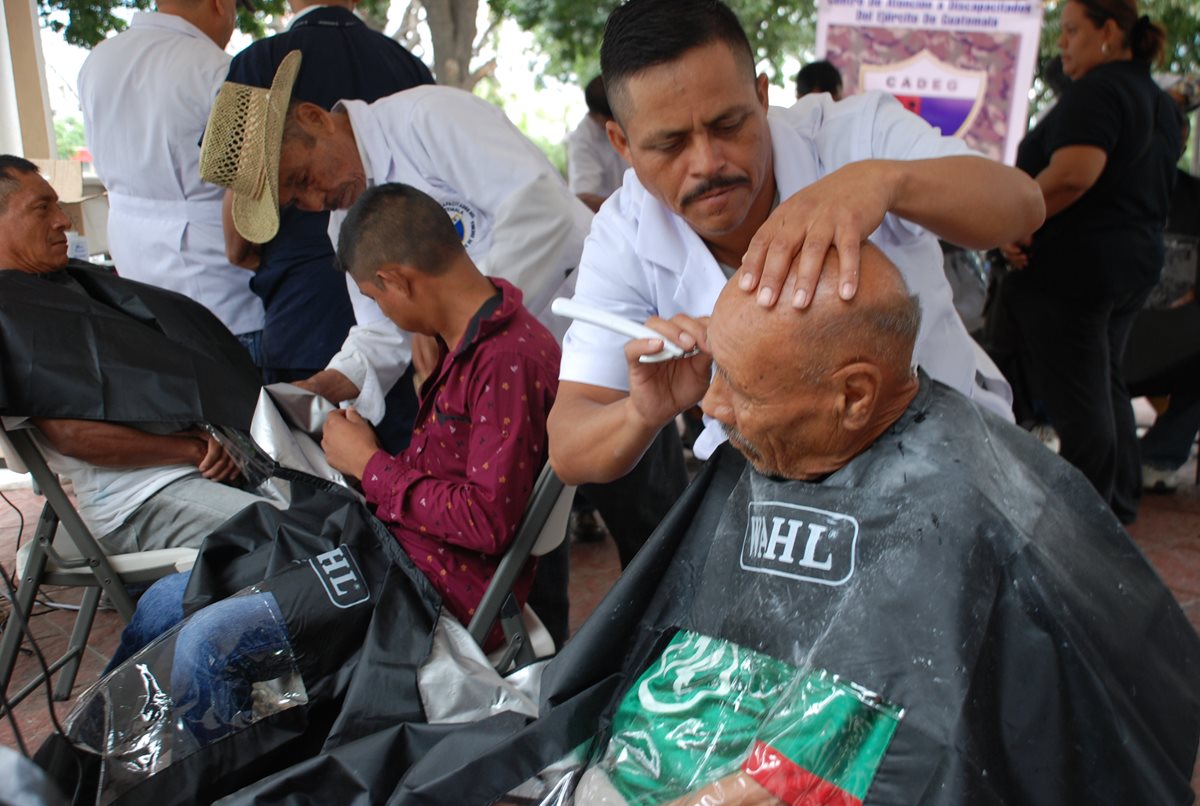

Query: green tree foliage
(41, 0), (287, 47)
(490, 0), (1199, 96)
(54, 115), (88, 158)
(489, 0), (817, 85)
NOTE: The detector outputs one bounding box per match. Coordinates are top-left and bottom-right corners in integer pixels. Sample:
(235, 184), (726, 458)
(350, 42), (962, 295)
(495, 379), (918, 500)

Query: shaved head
(703, 244), (921, 478)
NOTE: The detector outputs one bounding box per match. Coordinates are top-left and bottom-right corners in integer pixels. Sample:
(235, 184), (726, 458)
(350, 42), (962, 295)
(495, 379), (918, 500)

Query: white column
(1, 0), (54, 158)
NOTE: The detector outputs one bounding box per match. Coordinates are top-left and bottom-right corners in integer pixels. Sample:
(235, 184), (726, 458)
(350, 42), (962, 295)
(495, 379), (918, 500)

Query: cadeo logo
(860, 50), (987, 137)
(310, 545), (370, 608)
(740, 501), (859, 586)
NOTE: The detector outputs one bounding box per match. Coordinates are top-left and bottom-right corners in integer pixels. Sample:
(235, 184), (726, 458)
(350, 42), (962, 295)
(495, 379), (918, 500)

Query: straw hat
(200, 50), (302, 244)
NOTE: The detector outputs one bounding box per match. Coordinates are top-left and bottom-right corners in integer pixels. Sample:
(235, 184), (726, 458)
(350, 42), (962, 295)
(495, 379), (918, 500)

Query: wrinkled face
(278, 125), (366, 213)
(1059, 1), (1113, 80)
(610, 41), (772, 242)
(0, 171), (71, 274)
(700, 296), (842, 479)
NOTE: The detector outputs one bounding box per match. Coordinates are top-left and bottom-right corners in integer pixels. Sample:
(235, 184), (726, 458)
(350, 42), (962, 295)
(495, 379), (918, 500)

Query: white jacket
(561, 91), (1013, 459)
(78, 12), (263, 336)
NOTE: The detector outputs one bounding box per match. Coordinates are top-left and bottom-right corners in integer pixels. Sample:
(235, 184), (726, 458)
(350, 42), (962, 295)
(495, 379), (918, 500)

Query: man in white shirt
(0, 157), (269, 553)
(567, 76), (630, 212)
(547, 0), (1046, 488)
(202, 55), (592, 426)
(78, 0), (265, 357)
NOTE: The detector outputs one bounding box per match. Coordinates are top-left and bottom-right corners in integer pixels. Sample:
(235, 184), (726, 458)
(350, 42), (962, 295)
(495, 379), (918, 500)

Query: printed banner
(815, 0), (1044, 164)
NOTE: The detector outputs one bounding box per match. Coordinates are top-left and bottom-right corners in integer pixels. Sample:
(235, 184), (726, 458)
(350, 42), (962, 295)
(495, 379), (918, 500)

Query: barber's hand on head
(625, 314), (714, 431)
(999, 238), (1031, 270)
(738, 161), (893, 309)
(292, 368), (361, 404)
(321, 407), (381, 481)
(410, 334), (441, 388)
(188, 431), (240, 483)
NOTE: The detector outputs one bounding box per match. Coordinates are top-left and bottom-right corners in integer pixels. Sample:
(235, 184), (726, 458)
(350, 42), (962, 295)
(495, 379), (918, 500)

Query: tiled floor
(2, 467), (1198, 796)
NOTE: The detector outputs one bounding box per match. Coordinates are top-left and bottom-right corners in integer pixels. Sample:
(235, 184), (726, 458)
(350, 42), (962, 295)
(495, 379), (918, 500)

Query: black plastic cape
(0, 261), (260, 428)
(386, 379), (1200, 805)
(36, 472), (447, 805)
(37, 382), (1200, 805)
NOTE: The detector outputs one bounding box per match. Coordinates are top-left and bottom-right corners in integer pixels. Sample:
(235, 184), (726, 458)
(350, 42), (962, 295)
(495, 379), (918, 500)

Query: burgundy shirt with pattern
(360, 279), (559, 629)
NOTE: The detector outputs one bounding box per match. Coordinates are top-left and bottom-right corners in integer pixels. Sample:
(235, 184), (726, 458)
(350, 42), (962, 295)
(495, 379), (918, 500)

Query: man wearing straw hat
(219, 0), (434, 392)
(201, 51), (591, 431)
(79, 0), (265, 360)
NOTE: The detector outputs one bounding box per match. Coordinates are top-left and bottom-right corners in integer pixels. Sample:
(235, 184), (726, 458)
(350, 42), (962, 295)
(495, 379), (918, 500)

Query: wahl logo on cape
(860, 50), (987, 138)
(310, 545), (370, 608)
(741, 502), (859, 586)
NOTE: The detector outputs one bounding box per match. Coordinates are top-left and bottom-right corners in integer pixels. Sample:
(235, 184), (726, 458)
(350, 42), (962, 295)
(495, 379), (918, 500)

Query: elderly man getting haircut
(0, 156), (270, 553)
(379, 244), (1199, 805)
(549, 0), (1046, 499)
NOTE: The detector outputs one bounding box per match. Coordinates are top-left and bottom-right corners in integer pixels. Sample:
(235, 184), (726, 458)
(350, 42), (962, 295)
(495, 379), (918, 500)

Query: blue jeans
(106, 570), (190, 673)
(237, 330), (264, 368)
(170, 591), (294, 744)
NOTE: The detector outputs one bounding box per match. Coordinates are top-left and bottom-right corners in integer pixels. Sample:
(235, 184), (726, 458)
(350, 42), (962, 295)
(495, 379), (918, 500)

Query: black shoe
(570, 510), (608, 543)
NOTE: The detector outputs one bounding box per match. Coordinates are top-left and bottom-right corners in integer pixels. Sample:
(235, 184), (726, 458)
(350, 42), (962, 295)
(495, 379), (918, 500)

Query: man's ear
(833, 362), (882, 431)
(293, 102), (330, 133)
(606, 119), (632, 165)
(755, 72), (770, 111)
(376, 263), (414, 298)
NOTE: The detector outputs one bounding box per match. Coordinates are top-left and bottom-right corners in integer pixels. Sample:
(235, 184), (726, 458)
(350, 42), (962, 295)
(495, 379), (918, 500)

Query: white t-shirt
(567, 114), (630, 198)
(560, 91), (1013, 460)
(2, 417), (198, 539)
(321, 88), (594, 422)
(78, 12), (264, 336)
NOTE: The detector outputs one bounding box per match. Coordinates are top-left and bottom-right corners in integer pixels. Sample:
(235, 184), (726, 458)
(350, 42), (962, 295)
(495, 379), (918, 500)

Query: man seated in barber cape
(90, 183), (559, 753)
(391, 245), (1199, 806)
(0, 155), (273, 553)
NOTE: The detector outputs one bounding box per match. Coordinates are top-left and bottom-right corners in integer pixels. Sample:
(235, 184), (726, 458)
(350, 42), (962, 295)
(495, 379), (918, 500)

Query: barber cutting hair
(547, 0), (1045, 488)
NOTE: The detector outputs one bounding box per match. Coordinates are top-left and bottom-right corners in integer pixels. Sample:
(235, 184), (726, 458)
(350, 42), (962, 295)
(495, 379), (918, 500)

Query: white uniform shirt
(1, 416), (197, 539)
(567, 114), (630, 198)
(560, 91), (1013, 460)
(324, 87), (593, 422)
(78, 12), (264, 336)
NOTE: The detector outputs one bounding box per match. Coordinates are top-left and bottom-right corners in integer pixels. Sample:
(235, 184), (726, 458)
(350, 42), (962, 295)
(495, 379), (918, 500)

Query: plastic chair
(0, 422), (196, 708)
(467, 463), (574, 673)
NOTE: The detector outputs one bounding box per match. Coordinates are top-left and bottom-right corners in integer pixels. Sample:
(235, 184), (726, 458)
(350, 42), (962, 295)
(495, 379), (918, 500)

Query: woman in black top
(1000, 0), (1179, 523)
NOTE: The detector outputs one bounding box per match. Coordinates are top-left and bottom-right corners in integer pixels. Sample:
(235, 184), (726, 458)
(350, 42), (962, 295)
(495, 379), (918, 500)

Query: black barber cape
(40, 379), (1199, 805)
(0, 261), (260, 428)
(391, 377), (1200, 805)
(38, 471), (445, 805)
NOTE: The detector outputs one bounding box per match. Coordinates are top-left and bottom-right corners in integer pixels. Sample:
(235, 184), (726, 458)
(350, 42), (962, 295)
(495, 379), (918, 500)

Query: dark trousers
(583, 425), (689, 568)
(1005, 279), (1153, 523)
(527, 425), (689, 646)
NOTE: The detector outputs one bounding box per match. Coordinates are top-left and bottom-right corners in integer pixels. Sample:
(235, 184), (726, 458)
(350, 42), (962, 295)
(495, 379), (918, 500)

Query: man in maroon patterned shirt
(321, 182), (560, 627)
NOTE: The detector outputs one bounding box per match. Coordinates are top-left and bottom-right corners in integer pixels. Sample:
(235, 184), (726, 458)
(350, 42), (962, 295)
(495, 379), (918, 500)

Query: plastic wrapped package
(576, 631), (902, 806)
(62, 589), (306, 803)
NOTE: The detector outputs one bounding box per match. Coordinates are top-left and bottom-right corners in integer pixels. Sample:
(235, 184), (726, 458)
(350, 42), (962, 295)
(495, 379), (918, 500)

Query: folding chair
(467, 463), (574, 673)
(0, 422), (197, 708)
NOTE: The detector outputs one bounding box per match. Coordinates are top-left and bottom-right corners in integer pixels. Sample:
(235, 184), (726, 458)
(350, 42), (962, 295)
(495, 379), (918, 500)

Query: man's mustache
(681, 174), (750, 207)
(722, 422), (761, 461)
